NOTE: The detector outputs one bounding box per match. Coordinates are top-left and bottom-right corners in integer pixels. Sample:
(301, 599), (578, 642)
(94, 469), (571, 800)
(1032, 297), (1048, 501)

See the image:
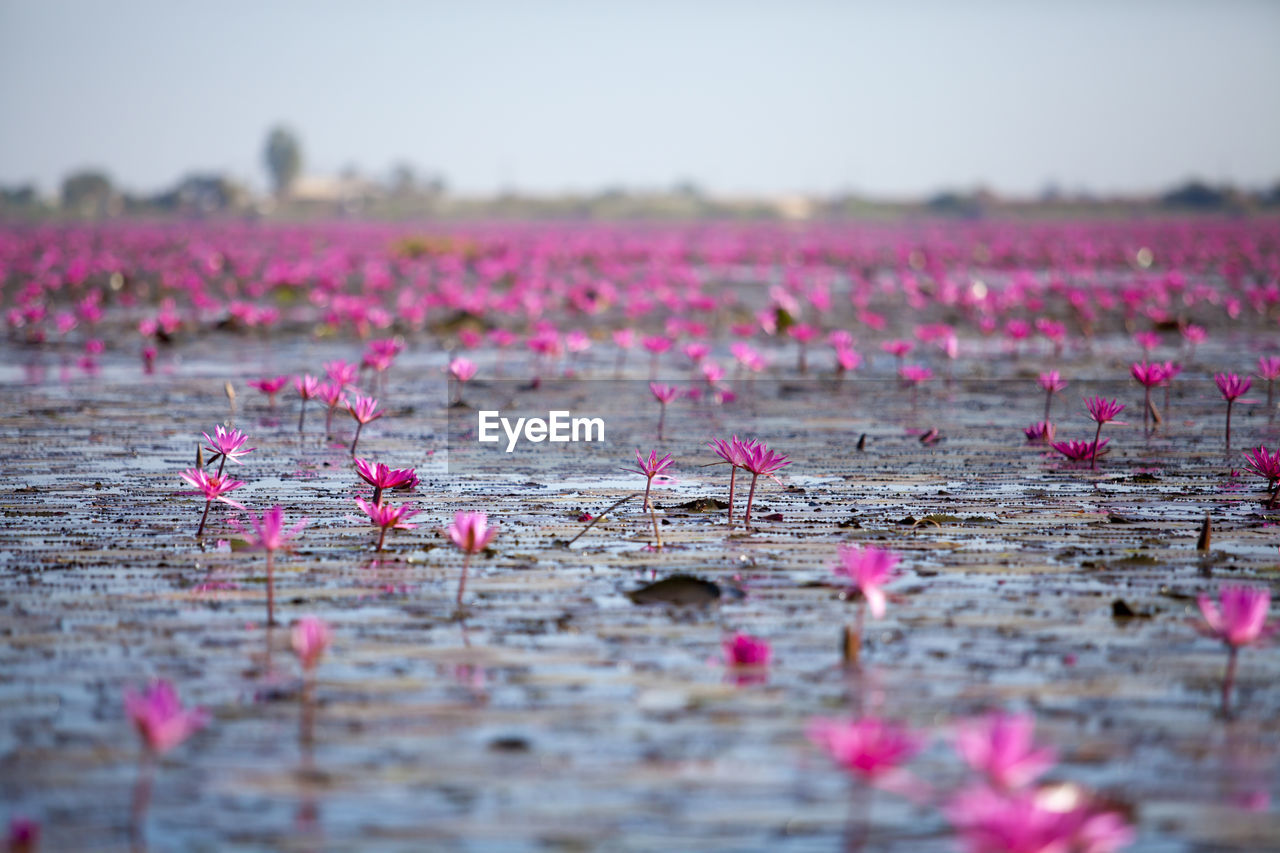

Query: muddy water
(1, 330), (1278, 852)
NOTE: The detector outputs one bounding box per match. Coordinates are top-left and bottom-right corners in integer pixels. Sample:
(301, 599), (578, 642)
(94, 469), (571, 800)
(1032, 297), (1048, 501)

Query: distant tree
(1160, 180), (1226, 210)
(0, 184), (38, 207)
(390, 162), (416, 195)
(264, 126), (302, 196)
(61, 169), (114, 214)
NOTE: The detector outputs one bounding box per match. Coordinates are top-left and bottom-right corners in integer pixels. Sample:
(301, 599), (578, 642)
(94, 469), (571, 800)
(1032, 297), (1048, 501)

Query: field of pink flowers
(1, 218), (1277, 851)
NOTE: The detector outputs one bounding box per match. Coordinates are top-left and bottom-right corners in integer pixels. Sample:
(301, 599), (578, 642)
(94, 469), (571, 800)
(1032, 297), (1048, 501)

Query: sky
(1, 0), (1278, 199)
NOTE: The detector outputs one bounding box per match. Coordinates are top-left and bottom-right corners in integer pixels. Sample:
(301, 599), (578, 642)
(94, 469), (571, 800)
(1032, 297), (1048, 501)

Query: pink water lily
(180, 468), (246, 537)
(947, 784), (1134, 853)
(1083, 397), (1124, 469)
(649, 382), (680, 439)
(124, 679), (209, 755)
(1052, 438), (1108, 464)
(446, 511), (498, 607)
(709, 435), (754, 526)
(247, 375), (289, 407)
(448, 357), (478, 404)
(1024, 421), (1055, 445)
(346, 394), (384, 456)
(1241, 445), (1280, 508)
(1198, 585), (1273, 715)
(955, 713), (1057, 791)
(356, 498), (418, 551)
(834, 544), (899, 619)
(232, 505), (308, 626)
(806, 716), (924, 782)
(625, 449), (674, 548)
(354, 457), (418, 504)
(294, 374), (320, 432)
(738, 440), (789, 529)
(1257, 355), (1280, 413)
(201, 424), (255, 475)
(1130, 361), (1166, 432)
(323, 359), (359, 389)
(1215, 372), (1252, 449)
(291, 616), (333, 672)
(1037, 371), (1068, 422)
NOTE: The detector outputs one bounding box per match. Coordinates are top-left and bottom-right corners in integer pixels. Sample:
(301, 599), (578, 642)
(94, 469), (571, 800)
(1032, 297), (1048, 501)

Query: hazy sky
(2, 0), (1278, 198)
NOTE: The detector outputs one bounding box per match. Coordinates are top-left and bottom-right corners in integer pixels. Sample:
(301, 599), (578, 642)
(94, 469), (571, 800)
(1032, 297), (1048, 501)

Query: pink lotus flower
(294, 374), (320, 432)
(806, 716), (924, 781)
(835, 346), (862, 373)
(446, 511), (498, 607)
(1024, 421), (1055, 444)
(625, 449), (674, 549)
(1084, 397), (1124, 470)
(1085, 396), (1125, 424)
(1215, 372), (1251, 402)
(1241, 445), (1280, 508)
(446, 510), (499, 554)
(1130, 362), (1166, 432)
(625, 448), (675, 511)
(1215, 372), (1253, 449)
(650, 382), (680, 439)
(1037, 371), (1068, 394)
(722, 632), (772, 667)
(124, 679), (209, 755)
(201, 425), (255, 474)
(233, 505), (309, 625)
(1051, 438), (1108, 464)
(291, 616), (333, 672)
(356, 498), (418, 551)
(834, 544), (899, 619)
(955, 713), (1057, 790)
(709, 435), (755, 526)
(881, 339), (914, 359)
(324, 359), (359, 389)
(180, 468), (246, 537)
(354, 457), (418, 504)
(735, 440), (789, 529)
(1198, 585), (1273, 715)
(7, 817), (39, 853)
(1133, 330), (1160, 355)
(314, 380), (345, 436)
(346, 394), (384, 456)
(247, 375), (289, 407)
(722, 632), (771, 685)
(1258, 355), (1280, 412)
(1198, 586), (1272, 649)
(1038, 371), (1067, 422)
(449, 356), (478, 382)
(947, 784), (1133, 853)
(899, 364), (933, 384)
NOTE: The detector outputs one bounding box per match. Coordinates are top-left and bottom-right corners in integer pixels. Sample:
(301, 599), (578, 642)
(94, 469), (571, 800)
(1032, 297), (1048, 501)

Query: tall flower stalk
(180, 468), (245, 537)
(347, 394), (384, 456)
(709, 436), (752, 527)
(1197, 585), (1273, 715)
(446, 511), (499, 608)
(1215, 373), (1251, 451)
(234, 505), (309, 627)
(649, 382), (679, 440)
(356, 498), (418, 551)
(739, 440), (790, 530)
(294, 374), (320, 433)
(625, 449), (674, 548)
(1037, 371), (1068, 424)
(1084, 397), (1125, 470)
(833, 544), (899, 663)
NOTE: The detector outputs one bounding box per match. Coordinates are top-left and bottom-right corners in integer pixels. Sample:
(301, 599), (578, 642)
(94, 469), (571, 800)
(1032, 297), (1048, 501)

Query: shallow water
(3, 289), (1280, 849)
